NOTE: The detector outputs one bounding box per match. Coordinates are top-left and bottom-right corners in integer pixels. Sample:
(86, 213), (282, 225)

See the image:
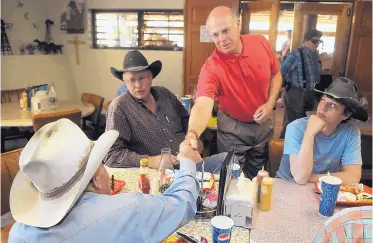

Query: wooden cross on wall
(67, 36), (86, 65)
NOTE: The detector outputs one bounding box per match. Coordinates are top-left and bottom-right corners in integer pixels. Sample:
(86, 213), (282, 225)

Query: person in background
(313, 206), (372, 242)
(105, 50), (227, 173)
(9, 119), (202, 243)
(280, 29), (323, 138)
(277, 77), (368, 185)
(183, 6), (282, 179)
(280, 30), (292, 62)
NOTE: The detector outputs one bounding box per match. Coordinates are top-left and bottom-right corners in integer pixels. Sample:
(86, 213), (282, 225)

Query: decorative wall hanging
(60, 0), (85, 34)
(1, 19), (13, 55)
(17, 0), (24, 8)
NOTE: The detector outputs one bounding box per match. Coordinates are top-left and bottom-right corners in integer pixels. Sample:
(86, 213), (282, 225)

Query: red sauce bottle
(138, 158), (151, 194)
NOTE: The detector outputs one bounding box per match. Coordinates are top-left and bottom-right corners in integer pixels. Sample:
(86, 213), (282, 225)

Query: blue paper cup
(180, 97), (191, 112)
(231, 163), (240, 179)
(319, 176), (342, 217)
(211, 216), (234, 243)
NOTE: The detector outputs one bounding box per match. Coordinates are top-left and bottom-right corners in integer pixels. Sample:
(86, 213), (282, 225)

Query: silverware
(176, 232), (199, 243)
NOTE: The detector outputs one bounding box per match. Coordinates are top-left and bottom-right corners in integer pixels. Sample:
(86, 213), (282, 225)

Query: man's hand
(177, 141), (202, 163)
(148, 155), (179, 169)
(184, 132), (199, 150)
(305, 115), (326, 137)
(253, 103), (274, 123)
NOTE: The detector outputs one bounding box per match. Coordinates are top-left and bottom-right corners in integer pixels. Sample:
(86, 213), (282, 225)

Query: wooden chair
(361, 133), (372, 186)
(268, 139), (284, 177)
(1, 149), (22, 242)
(81, 93), (104, 138)
(32, 109), (82, 132)
(1, 88), (24, 104)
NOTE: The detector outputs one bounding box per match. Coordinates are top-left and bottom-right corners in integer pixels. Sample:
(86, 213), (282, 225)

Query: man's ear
(342, 112), (352, 121)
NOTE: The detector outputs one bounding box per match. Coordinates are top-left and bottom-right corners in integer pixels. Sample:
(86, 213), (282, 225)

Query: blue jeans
(196, 152), (227, 174)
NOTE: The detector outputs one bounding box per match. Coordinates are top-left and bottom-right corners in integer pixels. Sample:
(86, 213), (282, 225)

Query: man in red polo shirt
(184, 6), (282, 179)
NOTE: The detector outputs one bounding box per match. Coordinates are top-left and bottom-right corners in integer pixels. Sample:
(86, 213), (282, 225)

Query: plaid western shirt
(281, 45), (322, 90)
(313, 206), (372, 243)
(104, 86), (189, 168)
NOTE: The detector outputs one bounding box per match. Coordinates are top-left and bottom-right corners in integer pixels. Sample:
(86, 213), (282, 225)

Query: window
(92, 10), (183, 51)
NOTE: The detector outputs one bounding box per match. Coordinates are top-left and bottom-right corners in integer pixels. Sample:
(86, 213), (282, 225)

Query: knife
(176, 232), (199, 243)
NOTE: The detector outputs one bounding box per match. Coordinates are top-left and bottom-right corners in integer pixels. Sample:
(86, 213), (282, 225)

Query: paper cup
(180, 97), (191, 112)
(211, 216), (234, 243)
(319, 176), (342, 217)
(231, 163), (240, 179)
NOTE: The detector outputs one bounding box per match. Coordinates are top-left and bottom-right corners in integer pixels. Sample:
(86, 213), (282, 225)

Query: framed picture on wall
(60, 0), (85, 33)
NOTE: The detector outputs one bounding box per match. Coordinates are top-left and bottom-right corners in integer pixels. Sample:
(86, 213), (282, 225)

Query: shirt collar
(126, 87), (159, 105)
(213, 36), (249, 62)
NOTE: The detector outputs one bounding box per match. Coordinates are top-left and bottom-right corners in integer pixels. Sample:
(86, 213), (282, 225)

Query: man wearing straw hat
(105, 50), (227, 173)
(8, 119), (203, 242)
(277, 77), (368, 185)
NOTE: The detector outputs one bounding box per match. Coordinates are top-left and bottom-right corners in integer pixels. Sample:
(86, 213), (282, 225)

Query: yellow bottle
(260, 177), (273, 211)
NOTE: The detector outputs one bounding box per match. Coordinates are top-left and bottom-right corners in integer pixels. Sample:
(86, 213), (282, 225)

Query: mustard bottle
(260, 177), (273, 211)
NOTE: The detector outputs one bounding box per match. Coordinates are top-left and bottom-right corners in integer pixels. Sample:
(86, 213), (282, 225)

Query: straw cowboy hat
(314, 77), (368, 122)
(10, 119), (119, 228)
(110, 50), (162, 81)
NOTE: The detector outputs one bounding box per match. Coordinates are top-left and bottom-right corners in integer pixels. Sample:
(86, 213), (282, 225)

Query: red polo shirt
(196, 35), (280, 122)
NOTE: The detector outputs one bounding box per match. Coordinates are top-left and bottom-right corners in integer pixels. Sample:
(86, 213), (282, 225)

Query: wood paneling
(346, 0), (372, 112)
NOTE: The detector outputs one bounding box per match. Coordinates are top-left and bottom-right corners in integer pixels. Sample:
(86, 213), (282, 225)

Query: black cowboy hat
(314, 77), (368, 122)
(110, 50), (162, 81)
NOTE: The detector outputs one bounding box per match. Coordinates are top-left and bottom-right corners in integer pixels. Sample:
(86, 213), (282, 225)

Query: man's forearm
(290, 134), (315, 184)
(187, 97), (214, 138)
(104, 143), (147, 168)
(309, 171), (361, 185)
(266, 73), (282, 107)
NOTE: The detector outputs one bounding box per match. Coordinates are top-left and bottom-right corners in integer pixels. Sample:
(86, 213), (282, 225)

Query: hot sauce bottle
(138, 158), (151, 194)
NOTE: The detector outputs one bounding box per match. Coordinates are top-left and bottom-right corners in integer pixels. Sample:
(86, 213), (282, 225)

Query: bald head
(206, 6), (237, 27)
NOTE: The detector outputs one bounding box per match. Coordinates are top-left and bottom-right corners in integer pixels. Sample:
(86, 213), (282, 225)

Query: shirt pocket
(166, 113), (183, 133)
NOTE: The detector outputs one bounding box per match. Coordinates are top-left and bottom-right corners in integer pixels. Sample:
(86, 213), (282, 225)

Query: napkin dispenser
(224, 174), (259, 229)
(31, 90), (49, 111)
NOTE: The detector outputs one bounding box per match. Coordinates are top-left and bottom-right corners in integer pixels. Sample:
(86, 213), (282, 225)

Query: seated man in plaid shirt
(104, 50), (227, 172)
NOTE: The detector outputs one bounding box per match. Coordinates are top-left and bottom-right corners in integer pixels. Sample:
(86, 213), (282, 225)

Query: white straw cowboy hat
(10, 118), (119, 228)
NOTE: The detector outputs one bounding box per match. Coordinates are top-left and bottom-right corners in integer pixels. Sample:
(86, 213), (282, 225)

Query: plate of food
(314, 183), (372, 206)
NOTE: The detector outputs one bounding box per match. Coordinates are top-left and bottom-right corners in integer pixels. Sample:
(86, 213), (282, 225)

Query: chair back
(1, 88), (24, 104)
(268, 139), (284, 177)
(81, 93), (104, 127)
(32, 109), (82, 132)
(1, 149), (22, 215)
(361, 133), (372, 183)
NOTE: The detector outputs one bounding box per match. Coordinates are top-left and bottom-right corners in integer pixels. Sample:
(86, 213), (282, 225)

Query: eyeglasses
(125, 73), (151, 85)
(319, 98), (339, 112)
(311, 39), (323, 45)
(211, 27), (233, 39)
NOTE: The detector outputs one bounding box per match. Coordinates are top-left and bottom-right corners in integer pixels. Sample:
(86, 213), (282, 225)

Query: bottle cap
(140, 158), (149, 166)
(258, 170), (268, 177)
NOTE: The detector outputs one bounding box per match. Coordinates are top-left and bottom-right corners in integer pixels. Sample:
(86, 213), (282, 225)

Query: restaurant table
(105, 167), (340, 243)
(1, 100), (95, 127)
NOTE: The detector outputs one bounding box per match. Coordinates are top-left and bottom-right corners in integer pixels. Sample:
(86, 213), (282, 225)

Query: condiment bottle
(138, 158), (151, 194)
(260, 177), (273, 211)
(256, 167), (268, 203)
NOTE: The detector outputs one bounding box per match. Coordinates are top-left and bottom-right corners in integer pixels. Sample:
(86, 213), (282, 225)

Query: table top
(105, 167), (338, 243)
(1, 100), (95, 127)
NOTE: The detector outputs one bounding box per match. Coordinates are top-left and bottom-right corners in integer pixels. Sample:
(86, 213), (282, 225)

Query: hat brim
(10, 130), (119, 228)
(314, 83), (368, 122)
(110, 60), (162, 81)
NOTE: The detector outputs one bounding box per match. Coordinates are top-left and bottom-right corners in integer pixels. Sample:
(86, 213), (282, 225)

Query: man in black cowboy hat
(277, 77), (368, 185)
(104, 50), (227, 172)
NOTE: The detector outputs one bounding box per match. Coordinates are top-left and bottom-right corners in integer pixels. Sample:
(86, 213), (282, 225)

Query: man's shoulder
(241, 34), (268, 44)
(288, 117), (308, 131)
(109, 94), (130, 110)
(338, 122), (360, 137)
